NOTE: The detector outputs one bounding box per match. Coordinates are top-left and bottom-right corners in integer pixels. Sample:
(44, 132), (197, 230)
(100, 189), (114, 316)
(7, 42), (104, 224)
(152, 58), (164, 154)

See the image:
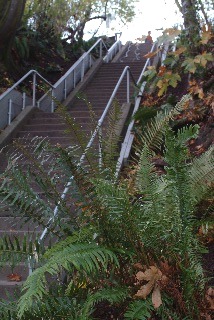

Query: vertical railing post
(8, 99), (12, 125)
(22, 92), (26, 110)
(51, 89), (55, 113)
(81, 58), (85, 81)
(73, 69), (76, 88)
(98, 122), (103, 169)
(127, 69), (130, 103)
(32, 72), (36, 107)
(64, 79), (67, 99)
(100, 40), (102, 58)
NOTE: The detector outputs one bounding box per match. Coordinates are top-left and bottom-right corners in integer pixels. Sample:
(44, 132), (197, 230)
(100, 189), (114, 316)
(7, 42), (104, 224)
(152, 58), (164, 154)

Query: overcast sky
(84, 0), (183, 42)
(119, 0), (183, 42)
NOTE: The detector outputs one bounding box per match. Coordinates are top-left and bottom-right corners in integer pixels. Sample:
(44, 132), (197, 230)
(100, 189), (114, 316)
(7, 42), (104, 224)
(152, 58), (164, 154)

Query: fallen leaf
(152, 283), (162, 308)
(135, 281), (154, 299)
(7, 273), (22, 282)
(206, 287), (214, 310)
(133, 262), (144, 270)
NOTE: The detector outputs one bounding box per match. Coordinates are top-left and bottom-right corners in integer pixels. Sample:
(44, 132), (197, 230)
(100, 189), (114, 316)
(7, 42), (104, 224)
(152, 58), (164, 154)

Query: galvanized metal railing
(0, 38), (122, 130)
(38, 38), (110, 112)
(0, 70), (54, 130)
(116, 40), (176, 174)
(103, 40), (122, 63)
(115, 42), (158, 175)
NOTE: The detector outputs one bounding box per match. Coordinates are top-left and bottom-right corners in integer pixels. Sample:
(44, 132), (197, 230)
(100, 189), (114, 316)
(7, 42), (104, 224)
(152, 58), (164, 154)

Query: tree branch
(174, 0), (183, 13)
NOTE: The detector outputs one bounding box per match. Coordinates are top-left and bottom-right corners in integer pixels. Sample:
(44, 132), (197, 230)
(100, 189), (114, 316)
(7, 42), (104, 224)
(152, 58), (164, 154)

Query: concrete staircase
(0, 42), (154, 299)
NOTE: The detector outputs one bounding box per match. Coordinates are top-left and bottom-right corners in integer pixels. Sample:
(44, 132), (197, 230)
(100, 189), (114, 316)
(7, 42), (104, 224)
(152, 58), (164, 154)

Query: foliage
(142, 65), (181, 97)
(17, 241), (119, 318)
(24, 0), (138, 44)
(181, 52), (213, 74)
(124, 299), (154, 319)
(0, 94), (213, 318)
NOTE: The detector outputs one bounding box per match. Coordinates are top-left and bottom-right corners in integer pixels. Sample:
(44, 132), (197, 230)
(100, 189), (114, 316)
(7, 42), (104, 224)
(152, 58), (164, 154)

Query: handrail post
(8, 99), (12, 125)
(81, 58), (85, 82)
(51, 89), (55, 112)
(127, 69), (130, 103)
(32, 72), (36, 107)
(98, 121), (103, 168)
(22, 92), (26, 110)
(64, 79), (67, 99)
(74, 69), (76, 88)
(100, 40), (102, 58)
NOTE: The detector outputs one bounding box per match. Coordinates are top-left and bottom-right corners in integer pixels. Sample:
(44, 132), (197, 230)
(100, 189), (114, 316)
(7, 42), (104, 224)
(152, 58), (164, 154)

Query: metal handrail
(103, 40), (122, 63)
(0, 38), (121, 129)
(39, 65), (136, 243)
(0, 70), (54, 129)
(36, 38), (109, 111)
(0, 69), (53, 104)
(115, 42), (158, 175)
(56, 39), (108, 89)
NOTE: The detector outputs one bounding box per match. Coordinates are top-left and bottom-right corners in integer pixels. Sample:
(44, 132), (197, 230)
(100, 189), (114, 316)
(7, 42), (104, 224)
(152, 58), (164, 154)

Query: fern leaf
(124, 299), (154, 319)
(17, 243), (118, 317)
(0, 235), (40, 268)
(190, 145), (214, 201)
(81, 287), (128, 319)
(140, 94), (191, 152)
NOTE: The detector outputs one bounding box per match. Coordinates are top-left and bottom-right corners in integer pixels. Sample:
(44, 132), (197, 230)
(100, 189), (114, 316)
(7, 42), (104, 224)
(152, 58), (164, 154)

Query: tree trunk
(180, 0), (201, 52)
(0, 0), (26, 68)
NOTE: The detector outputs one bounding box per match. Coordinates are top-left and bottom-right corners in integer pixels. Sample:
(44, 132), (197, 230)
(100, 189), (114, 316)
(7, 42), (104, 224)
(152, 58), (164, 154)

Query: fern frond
(139, 94), (191, 152)
(0, 300), (18, 320)
(92, 177), (144, 255)
(102, 100), (123, 174)
(81, 287), (128, 319)
(190, 145), (214, 202)
(0, 235), (41, 269)
(124, 299), (154, 320)
(136, 145), (161, 194)
(17, 243), (118, 317)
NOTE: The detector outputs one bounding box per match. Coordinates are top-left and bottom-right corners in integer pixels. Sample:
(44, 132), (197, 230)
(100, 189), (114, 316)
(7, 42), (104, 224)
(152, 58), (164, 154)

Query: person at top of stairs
(145, 31), (153, 44)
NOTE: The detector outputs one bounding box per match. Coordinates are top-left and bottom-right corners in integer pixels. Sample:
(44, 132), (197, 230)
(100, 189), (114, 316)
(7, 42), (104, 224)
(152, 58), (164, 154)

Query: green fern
(0, 300), (18, 320)
(0, 235), (41, 272)
(81, 287), (128, 319)
(17, 242), (118, 317)
(124, 299), (154, 320)
(139, 94), (191, 152)
(101, 99), (123, 175)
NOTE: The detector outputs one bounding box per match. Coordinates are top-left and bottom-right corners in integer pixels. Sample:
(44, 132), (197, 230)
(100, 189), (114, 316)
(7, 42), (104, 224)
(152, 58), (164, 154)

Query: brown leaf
(7, 273), (22, 282)
(144, 49), (161, 59)
(152, 284), (162, 308)
(136, 271), (147, 281)
(135, 280), (155, 299)
(133, 263), (144, 270)
(136, 266), (162, 282)
(206, 287), (214, 310)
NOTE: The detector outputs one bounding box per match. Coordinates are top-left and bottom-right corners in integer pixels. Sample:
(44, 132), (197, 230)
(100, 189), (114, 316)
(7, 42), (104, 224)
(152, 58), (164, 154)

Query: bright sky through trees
(84, 0), (183, 42)
(119, 0), (183, 42)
